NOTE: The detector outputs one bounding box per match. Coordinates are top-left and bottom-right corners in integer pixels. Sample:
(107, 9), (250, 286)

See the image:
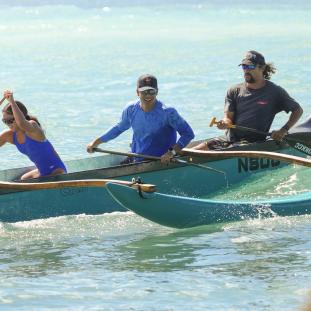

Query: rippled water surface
(0, 1), (310, 310)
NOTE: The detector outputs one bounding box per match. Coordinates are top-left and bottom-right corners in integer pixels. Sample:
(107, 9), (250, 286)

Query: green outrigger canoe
(105, 182), (311, 229)
(104, 120), (311, 229)
(0, 118), (310, 223)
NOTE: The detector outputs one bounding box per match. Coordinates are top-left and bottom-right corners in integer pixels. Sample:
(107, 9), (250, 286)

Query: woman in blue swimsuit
(0, 90), (67, 180)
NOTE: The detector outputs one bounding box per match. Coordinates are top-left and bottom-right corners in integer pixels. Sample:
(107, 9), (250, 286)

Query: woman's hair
(2, 101), (41, 126)
(262, 62), (276, 80)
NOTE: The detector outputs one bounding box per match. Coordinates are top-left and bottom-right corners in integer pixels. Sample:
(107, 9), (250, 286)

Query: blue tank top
(13, 132), (67, 176)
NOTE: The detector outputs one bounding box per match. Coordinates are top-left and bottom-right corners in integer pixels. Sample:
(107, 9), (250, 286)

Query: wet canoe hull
(106, 183), (311, 228)
(0, 186), (113, 222)
(0, 139), (307, 222)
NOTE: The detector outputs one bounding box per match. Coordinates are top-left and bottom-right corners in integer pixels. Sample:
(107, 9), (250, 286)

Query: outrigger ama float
(0, 118), (310, 223)
(106, 148), (311, 229)
(106, 182), (311, 229)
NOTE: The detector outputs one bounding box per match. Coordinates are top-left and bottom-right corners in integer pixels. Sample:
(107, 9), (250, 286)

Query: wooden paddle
(210, 117), (311, 156)
(93, 147), (226, 175)
(182, 148), (311, 168)
(0, 179), (156, 192)
(0, 96), (6, 105)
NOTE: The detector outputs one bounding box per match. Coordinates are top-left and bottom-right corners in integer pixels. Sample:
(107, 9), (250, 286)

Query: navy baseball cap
(240, 50), (266, 66)
(137, 74), (158, 91)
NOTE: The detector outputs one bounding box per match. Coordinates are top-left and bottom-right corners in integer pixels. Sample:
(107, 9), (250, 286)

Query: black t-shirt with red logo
(224, 80), (300, 142)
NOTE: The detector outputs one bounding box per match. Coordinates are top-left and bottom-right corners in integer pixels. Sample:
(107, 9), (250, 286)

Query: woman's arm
(3, 90), (44, 139)
(0, 129), (13, 147)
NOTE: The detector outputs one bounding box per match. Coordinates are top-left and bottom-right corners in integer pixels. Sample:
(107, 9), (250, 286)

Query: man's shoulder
(155, 101), (181, 121)
(124, 100), (140, 108)
(263, 80), (288, 96)
(154, 100), (174, 111)
(159, 102), (178, 115)
(265, 80), (283, 90)
(123, 100), (140, 112)
(227, 82), (245, 94)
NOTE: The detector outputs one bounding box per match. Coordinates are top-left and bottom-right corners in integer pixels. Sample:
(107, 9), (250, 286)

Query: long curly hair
(262, 62), (276, 80)
(2, 101), (41, 126)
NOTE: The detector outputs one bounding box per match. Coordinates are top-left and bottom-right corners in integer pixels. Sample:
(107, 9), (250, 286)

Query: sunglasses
(2, 118), (15, 125)
(140, 89), (157, 96)
(241, 64), (256, 70)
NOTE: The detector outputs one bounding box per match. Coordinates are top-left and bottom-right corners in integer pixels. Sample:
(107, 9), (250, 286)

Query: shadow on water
(0, 215), (115, 278)
(204, 217), (311, 282)
(1, 212), (310, 280)
(109, 215), (311, 279)
(0, 240), (74, 278)
(0, 217), (225, 276)
(210, 240), (309, 280)
(0, 212), (207, 277)
(110, 224), (225, 272)
(0, 219), (83, 278)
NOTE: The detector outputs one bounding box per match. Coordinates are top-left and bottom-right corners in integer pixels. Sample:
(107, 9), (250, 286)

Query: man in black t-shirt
(194, 50), (303, 150)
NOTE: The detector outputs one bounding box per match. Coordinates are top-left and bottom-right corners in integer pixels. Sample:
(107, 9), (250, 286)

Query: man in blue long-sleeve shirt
(87, 74), (194, 163)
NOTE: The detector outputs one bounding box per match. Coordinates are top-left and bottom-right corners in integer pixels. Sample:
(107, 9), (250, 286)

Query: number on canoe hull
(238, 158), (280, 173)
(294, 142), (311, 156)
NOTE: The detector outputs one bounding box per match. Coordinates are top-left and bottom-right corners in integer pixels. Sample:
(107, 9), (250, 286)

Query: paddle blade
(285, 132), (311, 156)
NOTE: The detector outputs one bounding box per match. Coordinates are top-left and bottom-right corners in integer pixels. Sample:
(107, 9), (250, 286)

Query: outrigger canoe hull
(106, 183), (311, 229)
(0, 135), (309, 222)
(0, 186), (109, 222)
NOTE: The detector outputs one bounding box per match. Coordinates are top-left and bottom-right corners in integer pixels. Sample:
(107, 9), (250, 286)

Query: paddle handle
(93, 147), (161, 161)
(210, 117), (271, 136)
(0, 96), (6, 106)
(209, 117), (311, 156)
(93, 147), (226, 176)
(230, 124), (270, 136)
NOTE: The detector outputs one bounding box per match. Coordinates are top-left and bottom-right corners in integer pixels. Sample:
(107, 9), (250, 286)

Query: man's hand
(86, 138), (102, 153)
(161, 150), (174, 164)
(217, 118), (233, 130)
(271, 128), (288, 141)
(86, 143), (96, 153)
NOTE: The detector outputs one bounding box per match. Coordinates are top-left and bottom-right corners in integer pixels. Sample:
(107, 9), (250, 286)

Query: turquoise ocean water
(0, 1), (310, 310)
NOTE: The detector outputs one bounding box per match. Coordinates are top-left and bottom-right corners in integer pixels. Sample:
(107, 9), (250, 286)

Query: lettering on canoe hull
(238, 158), (280, 173)
(60, 187), (89, 197)
(294, 142), (311, 155)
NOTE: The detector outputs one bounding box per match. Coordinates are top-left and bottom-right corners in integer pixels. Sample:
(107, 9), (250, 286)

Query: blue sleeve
(166, 108), (195, 148)
(100, 106), (132, 142)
